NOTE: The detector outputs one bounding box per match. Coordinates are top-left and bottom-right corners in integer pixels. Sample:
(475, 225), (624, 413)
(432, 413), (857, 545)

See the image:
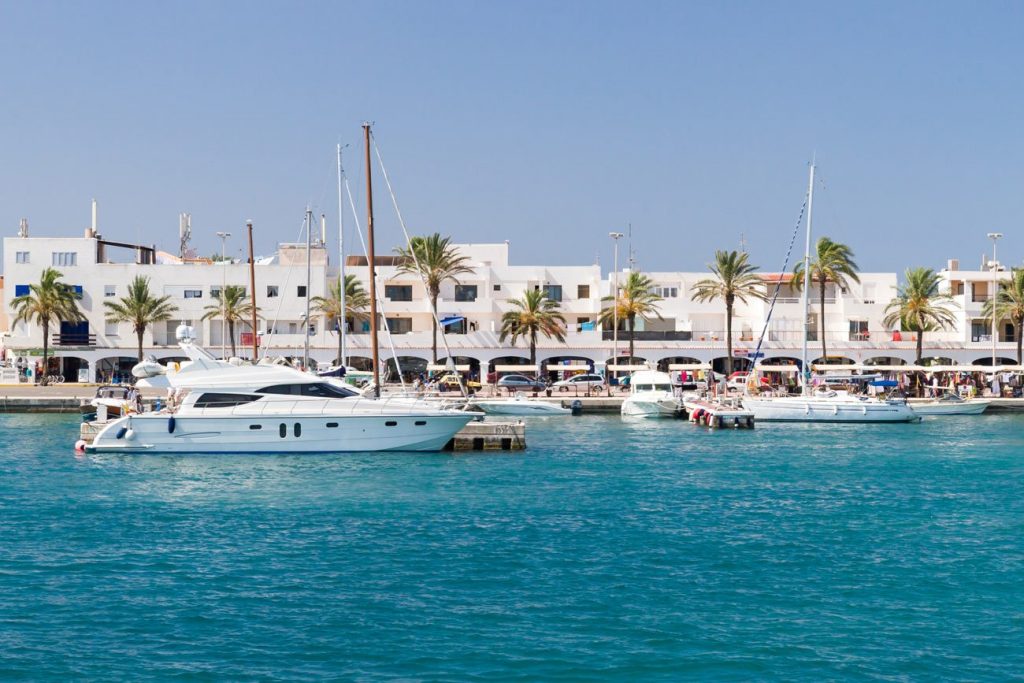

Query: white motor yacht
(469, 395), (572, 416)
(86, 326), (474, 454)
(621, 370), (683, 418)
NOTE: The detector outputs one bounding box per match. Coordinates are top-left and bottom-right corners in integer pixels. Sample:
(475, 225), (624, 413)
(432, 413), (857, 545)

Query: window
(184, 290), (202, 299)
(105, 321), (119, 336)
(210, 286), (222, 298)
(14, 285), (29, 297)
(386, 317), (413, 334)
(15, 252), (29, 264)
(257, 382), (358, 398)
(267, 285), (279, 298)
(577, 284), (590, 299)
(297, 285), (307, 297)
(104, 285), (116, 297)
(52, 252), (77, 266)
(385, 285), (412, 301)
(849, 320), (869, 341)
(454, 284), (478, 302)
(543, 285), (562, 301)
(493, 284), (501, 292)
(307, 323), (317, 336)
(193, 393), (261, 408)
(652, 286), (678, 298)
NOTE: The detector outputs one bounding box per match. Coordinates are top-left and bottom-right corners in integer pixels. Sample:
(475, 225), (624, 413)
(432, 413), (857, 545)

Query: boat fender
(125, 428), (136, 441)
(168, 416), (176, 433)
(570, 400), (583, 416)
(115, 426), (128, 440)
(74, 440), (86, 453)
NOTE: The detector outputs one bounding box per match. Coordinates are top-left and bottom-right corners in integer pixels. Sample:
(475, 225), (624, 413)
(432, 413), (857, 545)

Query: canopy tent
(667, 363), (711, 371)
(608, 363), (650, 372)
(757, 364), (800, 373)
(545, 363), (591, 372)
(869, 379), (900, 387)
(494, 364), (539, 373)
(844, 364), (925, 372)
(427, 363), (471, 372)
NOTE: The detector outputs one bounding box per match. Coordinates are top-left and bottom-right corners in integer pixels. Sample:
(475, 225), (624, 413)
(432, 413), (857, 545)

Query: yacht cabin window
(193, 393), (261, 408)
(257, 382), (358, 398)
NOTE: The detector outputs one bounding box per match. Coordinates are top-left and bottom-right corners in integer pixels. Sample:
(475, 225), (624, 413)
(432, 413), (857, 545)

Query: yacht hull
(741, 397), (920, 423)
(621, 396), (682, 418)
(86, 412), (474, 453)
(910, 400), (991, 416)
(472, 400), (571, 416)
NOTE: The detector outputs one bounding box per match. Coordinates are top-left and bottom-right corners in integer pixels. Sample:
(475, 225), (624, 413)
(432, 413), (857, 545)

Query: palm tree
(793, 237), (860, 362)
(11, 267), (83, 385)
(883, 267), (958, 363)
(690, 250), (767, 374)
(395, 233), (473, 362)
(598, 271), (664, 364)
(311, 274), (370, 365)
(982, 267), (1024, 363)
(201, 285), (257, 358)
(499, 289), (567, 365)
(103, 276), (178, 362)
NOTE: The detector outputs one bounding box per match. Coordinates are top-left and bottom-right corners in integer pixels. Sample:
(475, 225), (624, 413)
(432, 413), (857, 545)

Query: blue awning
(440, 316), (465, 327)
(869, 380), (899, 387)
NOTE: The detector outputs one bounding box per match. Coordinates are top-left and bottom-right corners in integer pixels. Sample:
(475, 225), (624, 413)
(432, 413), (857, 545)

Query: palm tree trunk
(628, 314), (635, 362)
(725, 300), (733, 375)
(530, 330), (537, 366)
(229, 320), (237, 358)
(819, 278), (827, 362)
(1017, 319), (1022, 364)
(41, 319), (49, 386)
(136, 327), (144, 362)
(430, 291), (439, 363)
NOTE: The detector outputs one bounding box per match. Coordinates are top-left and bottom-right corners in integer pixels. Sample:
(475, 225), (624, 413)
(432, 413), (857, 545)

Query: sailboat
(740, 163), (920, 423)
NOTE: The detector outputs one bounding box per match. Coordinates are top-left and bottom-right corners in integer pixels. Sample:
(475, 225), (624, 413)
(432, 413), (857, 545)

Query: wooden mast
(247, 220), (258, 362)
(364, 122), (380, 397)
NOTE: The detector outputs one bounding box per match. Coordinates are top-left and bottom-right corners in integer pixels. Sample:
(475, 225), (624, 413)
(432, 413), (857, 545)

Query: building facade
(2, 226), (1019, 383)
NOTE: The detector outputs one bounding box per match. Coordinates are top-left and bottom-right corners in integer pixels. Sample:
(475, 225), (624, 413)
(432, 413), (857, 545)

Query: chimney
(91, 199), (98, 234)
(947, 258), (959, 271)
(17, 218), (28, 238)
(320, 213), (326, 246)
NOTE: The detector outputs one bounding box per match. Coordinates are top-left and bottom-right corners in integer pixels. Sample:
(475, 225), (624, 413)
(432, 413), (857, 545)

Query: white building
(2, 216), (1019, 382)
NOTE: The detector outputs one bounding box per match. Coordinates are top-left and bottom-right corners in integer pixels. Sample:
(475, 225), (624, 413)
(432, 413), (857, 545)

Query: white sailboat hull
(741, 396), (920, 423)
(87, 411), (474, 453)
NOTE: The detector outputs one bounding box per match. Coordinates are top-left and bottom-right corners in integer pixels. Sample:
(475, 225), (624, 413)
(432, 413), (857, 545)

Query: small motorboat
(910, 392), (992, 416)
(621, 370), (683, 418)
(469, 395), (571, 416)
(80, 385), (132, 421)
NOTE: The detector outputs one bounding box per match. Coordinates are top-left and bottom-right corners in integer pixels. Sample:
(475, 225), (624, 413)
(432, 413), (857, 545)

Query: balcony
(51, 333), (97, 348)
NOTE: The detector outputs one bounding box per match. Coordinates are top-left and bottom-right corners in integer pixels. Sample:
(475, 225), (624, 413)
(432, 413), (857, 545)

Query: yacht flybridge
(85, 326), (474, 453)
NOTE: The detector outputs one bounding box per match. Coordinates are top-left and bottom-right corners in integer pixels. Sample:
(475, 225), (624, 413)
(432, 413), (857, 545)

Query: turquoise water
(1, 413), (1022, 680)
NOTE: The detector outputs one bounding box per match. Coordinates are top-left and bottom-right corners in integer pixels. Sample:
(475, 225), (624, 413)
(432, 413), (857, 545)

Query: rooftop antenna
(179, 213), (192, 258)
(740, 232), (747, 253)
(627, 222), (635, 271)
(17, 218), (28, 238)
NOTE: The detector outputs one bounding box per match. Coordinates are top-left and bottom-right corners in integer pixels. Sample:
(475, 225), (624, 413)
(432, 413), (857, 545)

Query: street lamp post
(988, 232), (1003, 370)
(609, 232), (624, 384)
(215, 231), (231, 358)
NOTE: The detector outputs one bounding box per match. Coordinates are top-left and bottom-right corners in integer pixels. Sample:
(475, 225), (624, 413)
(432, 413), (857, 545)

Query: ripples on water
(0, 413), (1022, 680)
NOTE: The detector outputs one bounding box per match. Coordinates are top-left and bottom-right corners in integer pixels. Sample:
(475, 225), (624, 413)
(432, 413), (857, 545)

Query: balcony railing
(51, 333), (97, 347)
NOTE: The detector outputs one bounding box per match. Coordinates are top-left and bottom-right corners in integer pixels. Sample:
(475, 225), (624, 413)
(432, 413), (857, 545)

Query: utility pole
(988, 232), (1003, 370)
(610, 231), (624, 383)
(247, 220), (258, 362)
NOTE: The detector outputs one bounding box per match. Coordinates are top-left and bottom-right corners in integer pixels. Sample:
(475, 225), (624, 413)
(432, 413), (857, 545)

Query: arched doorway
(435, 356), (481, 381)
(96, 356), (138, 384)
(656, 356), (702, 372)
(973, 356), (1017, 366)
(864, 356), (907, 366)
(385, 356), (429, 382)
(541, 355), (595, 382)
(712, 356), (752, 374)
(56, 356), (90, 383)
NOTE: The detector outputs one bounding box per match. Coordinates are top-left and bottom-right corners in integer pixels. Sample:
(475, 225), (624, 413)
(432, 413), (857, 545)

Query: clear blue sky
(2, 1), (1022, 274)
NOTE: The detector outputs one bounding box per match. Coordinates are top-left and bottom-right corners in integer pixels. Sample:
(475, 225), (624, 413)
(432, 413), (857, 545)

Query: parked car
(727, 372), (769, 392)
(497, 374), (547, 391)
(551, 373), (605, 391)
(436, 374), (481, 390)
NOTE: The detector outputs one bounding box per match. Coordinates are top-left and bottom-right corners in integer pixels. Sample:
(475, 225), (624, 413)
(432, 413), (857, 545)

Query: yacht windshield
(257, 382), (358, 398)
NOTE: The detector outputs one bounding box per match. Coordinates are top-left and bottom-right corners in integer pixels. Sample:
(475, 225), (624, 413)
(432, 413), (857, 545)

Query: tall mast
(247, 220), (258, 361)
(304, 207), (312, 370)
(337, 143), (347, 368)
(800, 162), (815, 396)
(364, 123), (380, 397)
